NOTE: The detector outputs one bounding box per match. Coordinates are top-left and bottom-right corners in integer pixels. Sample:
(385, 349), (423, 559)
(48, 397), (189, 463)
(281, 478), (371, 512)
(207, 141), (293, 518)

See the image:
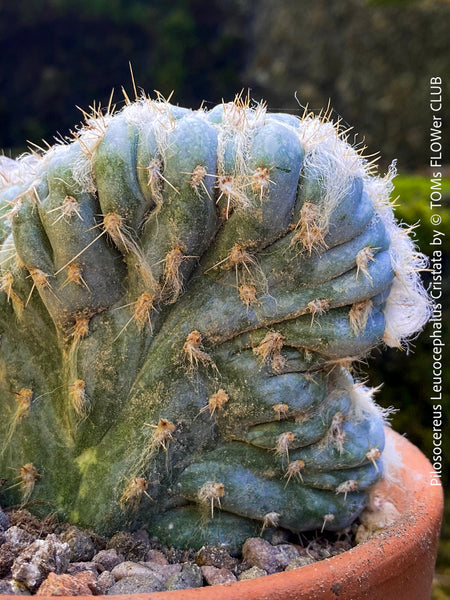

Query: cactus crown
(0, 92), (430, 550)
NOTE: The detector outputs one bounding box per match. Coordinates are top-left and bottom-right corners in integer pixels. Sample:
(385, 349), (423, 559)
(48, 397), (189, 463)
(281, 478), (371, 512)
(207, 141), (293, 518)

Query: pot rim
(0, 428), (443, 600)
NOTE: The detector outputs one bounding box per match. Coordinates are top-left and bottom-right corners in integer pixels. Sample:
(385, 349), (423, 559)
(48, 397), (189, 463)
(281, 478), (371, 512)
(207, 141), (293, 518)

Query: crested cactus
(0, 94), (430, 551)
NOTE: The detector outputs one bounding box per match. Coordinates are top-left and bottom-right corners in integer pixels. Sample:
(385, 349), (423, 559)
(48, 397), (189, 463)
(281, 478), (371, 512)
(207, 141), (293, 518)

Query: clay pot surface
(1, 428), (443, 600)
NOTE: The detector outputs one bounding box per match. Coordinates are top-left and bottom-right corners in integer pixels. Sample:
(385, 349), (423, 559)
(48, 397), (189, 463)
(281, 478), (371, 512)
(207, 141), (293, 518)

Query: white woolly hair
(291, 111), (432, 349)
(348, 381), (397, 425)
(0, 153), (40, 193)
(363, 162), (432, 350)
(294, 116), (367, 239)
(122, 96), (180, 153)
(214, 100), (267, 205)
(71, 113), (113, 195)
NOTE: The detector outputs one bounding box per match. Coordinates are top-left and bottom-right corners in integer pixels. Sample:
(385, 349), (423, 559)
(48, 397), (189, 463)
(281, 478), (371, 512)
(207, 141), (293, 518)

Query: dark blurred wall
(0, 0), (246, 154)
(1, 0), (449, 170)
(242, 0), (450, 171)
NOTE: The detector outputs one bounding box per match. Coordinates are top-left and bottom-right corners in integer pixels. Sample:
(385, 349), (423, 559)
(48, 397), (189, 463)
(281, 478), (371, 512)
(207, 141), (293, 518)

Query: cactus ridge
(0, 94), (430, 549)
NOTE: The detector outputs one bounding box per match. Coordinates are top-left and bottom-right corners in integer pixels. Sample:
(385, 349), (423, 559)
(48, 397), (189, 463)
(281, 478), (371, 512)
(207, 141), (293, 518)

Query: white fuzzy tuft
(348, 381), (397, 425)
(363, 162), (432, 350)
(294, 116), (368, 241)
(0, 154), (40, 193)
(216, 100), (266, 188)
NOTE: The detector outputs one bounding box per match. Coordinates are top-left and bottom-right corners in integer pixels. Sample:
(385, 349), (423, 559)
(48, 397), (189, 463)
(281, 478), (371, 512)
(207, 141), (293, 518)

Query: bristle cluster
(321, 513), (335, 533)
(198, 480), (225, 518)
(0, 271), (23, 310)
(72, 315), (90, 343)
(103, 212), (127, 246)
(163, 248), (185, 303)
(272, 402), (289, 420)
(307, 298), (330, 326)
(134, 292), (156, 330)
(349, 299), (373, 335)
(29, 268), (51, 288)
(335, 479), (358, 502)
(200, 389), (229, 418)
(261, 511), (280, 533)
(251, 166), (272, 200)
(253, 331), (286, 373)
(216, 175), (250, 218)
(69, 379), (89, 419)
(366, 447), (382, 471)
(327, 412), (346, 453)
(15, 388), (33, 422)
(226, 243), (266, 293)
(119, 477), (152, 511)
(292, 202), (328, 255)
(145, 158), (164, 206)
(283, 459), (305, 486)
(63, 263), (87, 289)
(190, 165), (207, 190)
(17, 463), (40, 502)
(48, 195), (82, 224)
(182, 330), (215, 371)
(275, 431), (295, 462)
(355, 246), (376, 283)
(150, 419), (176, 452)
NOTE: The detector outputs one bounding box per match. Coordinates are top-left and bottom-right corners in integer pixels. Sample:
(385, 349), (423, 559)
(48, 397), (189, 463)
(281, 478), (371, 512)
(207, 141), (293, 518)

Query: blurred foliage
(0, 0), (246, 155)
(392, 175), (450, 253)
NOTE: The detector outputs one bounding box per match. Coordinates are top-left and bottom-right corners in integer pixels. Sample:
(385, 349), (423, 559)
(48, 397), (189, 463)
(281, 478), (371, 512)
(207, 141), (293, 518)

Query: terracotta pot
(1, 429), (443, 600)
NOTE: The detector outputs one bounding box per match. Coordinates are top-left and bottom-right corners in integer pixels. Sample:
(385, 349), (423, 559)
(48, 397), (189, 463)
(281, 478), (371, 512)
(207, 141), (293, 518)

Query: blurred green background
(0, 0), (449, 595)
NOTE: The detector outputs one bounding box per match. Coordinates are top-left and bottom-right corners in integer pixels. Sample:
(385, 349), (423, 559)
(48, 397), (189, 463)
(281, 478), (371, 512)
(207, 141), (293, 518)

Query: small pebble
(164, 562), (202, 590)
(195, 545), (238, 570)
(238, 566), (268, 581)
(8, 511), (55, 538)
(132, 529), (149, 547)
(0, 543), (20, 577)
(276, 543), (300, 568)
(11, 534), (70, 592)
(0, 509), (10, 532)
(36, 571), (97, 596)
(107, 573), (162, 595)
(60, 526), (96, 562)
(111, 560), (153, 580)
(0, 527), (35, 578)
(145, 549), (168, 565)
(268, 528), (290, 545)
(285, 556), (315, 570)
(201, 565), (237, 585)
(93, 549), (124, 572)
(106, 532), (147, 562)
(66, 561), (99, 576)
(5, 527), (35, 550)
(242, 538), (287, 574)
(0, 579), (26, 595)
(96, 571), (116, 594)
(139, 562), (182, 584)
